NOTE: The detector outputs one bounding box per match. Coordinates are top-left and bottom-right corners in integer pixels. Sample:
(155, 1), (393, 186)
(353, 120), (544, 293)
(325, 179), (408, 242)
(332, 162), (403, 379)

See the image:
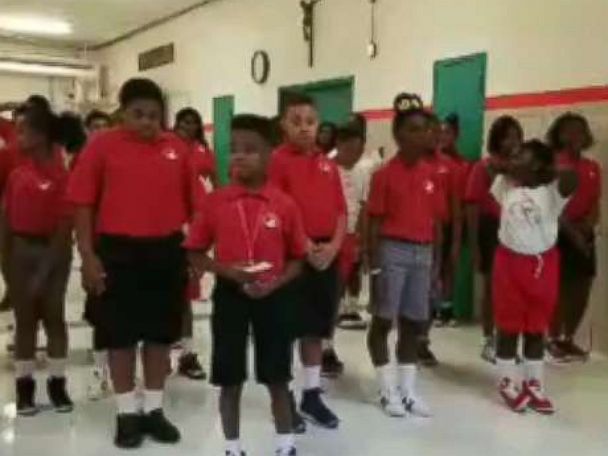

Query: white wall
(96, 0), (608, 119)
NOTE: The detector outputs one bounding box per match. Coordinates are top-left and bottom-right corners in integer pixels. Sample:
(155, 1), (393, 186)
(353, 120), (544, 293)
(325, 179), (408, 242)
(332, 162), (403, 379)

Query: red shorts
(338, 234), (360, 284)
(492, 246), (559, 334)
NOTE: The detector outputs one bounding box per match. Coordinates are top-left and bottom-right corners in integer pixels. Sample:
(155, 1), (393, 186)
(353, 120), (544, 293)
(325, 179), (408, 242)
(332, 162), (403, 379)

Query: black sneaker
(547, 339), (569, 363)
(143, 409), (181, 444)
(276, 447), (297, 456)
(47, 377), (73, 413)
(225, 452), (247, 456)
(16, 377), (38, 416)
(418, 343), (439, 368)
(321, 349), (344, 378)
(562, 339), (589, 361)
(178, 353), (207, 380)
(114, 413), (144, 449)
(300, 388), (339, 429)
(289, 391), (306, 434)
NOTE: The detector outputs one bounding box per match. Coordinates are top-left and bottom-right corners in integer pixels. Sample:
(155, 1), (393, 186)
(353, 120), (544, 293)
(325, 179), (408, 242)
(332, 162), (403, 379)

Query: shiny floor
(0, 270), (606, 456)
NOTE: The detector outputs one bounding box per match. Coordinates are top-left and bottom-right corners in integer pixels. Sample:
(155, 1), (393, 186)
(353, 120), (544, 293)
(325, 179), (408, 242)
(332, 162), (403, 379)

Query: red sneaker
(524, 379), (555, 415)
(499, 378), (529, 413)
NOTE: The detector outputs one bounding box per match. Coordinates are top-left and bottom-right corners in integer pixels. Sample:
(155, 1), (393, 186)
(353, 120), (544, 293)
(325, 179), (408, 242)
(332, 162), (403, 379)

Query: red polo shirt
(67, 128), (199, 238)
(465, 157), (501, 218)
(368, 155), (442, 243)
(3, 151), (69, 236)
(426, 151), (456, 222)
(557, 151), (601, 222)
(184, 182), (307, 282)
(269, 143), (346, 240)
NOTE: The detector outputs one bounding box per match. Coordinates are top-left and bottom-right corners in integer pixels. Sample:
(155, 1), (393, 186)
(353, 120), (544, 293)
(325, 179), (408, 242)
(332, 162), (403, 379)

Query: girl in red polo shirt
(466, 116), (523, 364)
(367, 95), (442, 418)
(173, 107), (216, 381)
(68, 79), (197, 449)
(547, 113), (601, 362)
(2, 105), (73, 416)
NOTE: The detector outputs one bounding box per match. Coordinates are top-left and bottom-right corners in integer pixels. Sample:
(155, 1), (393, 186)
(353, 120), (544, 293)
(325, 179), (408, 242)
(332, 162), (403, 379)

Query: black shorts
(558, 232), (597, 278)
(478, 214), (499, 274)
(90, 234), (187, 350)
(294, 262), (340, 339)
(211, 280), (296, 386)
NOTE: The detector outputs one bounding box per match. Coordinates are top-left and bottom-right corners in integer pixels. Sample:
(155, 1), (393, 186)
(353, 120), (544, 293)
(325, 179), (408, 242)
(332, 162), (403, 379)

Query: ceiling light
(0, 61), (96, 79)
(0, 15), (72, 36)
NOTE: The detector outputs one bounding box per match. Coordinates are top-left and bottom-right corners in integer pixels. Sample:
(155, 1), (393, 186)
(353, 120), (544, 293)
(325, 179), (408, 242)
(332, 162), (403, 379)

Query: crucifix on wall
(300, 0), (321, 67)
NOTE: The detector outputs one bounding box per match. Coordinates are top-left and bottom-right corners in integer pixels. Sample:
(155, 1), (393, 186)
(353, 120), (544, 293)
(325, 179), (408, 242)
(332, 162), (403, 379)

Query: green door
(433, 53), (487, 320)
(212, 95), (234, 185)
(279, 77), (354, 125)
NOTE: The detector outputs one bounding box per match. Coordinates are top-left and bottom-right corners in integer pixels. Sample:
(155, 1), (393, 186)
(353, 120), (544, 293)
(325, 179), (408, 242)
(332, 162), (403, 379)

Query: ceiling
(0, 0), (208, 48)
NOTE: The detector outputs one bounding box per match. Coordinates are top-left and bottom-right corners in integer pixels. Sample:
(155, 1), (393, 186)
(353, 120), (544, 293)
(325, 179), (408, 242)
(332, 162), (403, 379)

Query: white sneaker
(481, 338), (496, 364)
(379, 391), (406, 417)
(403, 395), (432, 417)
(87, 368), (110, 401)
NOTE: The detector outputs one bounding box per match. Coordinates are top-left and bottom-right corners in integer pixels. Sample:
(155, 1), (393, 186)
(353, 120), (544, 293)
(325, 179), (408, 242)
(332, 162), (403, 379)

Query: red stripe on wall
(203, 85), (608, 130)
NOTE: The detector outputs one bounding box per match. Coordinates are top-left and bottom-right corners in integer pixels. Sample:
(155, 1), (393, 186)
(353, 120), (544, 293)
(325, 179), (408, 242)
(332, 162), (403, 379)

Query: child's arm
(367, 215), (382, 273)
(74, 206), (106, 296)
(187, 250), (254, 285)
(466, 204), (481, 271)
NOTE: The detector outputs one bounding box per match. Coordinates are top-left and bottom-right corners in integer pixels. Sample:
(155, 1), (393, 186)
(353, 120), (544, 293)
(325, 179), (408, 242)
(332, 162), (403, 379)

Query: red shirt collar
(277, 142), (323, 158)
(116, 126), (171, 145)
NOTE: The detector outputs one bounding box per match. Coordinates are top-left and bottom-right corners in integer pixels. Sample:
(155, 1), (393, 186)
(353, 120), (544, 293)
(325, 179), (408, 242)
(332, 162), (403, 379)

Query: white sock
(276, 433), (295, 453)
(375, 364), (395, 396)
(143, 389), (164, 413)
(48, 358), (67, 378)
(93, 351), (108, 371)
(496, 358), (519, 389)
(182, 338), (194, 355)
(397, 364), (417, 398)
(116, 391), (138, 415)
(303, 366), (321, 390)
(525, 359), (544, 383)
(15, 360), (35, 379)
(225, 439), (242, 455)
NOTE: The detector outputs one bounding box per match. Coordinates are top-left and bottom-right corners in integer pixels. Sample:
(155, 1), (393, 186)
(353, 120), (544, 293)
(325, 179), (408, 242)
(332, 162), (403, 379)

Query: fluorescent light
(0, 15), (72, 36)
(0, 61), (96, 79)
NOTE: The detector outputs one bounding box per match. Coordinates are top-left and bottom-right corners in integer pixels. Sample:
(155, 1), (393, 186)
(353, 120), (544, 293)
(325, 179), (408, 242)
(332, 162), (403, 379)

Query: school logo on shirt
(162, 147), (179, 160)
(263, 212), (279, 229)
(38, 181), (52, 191)
(424, 180), (435, 194)
(319, 160), (332, 174)
(438, 165), (449, 175)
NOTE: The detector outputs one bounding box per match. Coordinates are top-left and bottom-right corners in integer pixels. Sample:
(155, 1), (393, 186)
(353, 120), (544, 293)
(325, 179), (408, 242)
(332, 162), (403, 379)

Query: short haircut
(232, 114), (274, 145)
(84, 109), (111, 128)
(280, 91), (316, 117)
(119, 78), (165, 110)
(487, 115), (523, 154)
(521, 139), (555, 184)
(336, 123), (364, 142)
(26, 94), (51, 113)
(546, 112), (594, 151)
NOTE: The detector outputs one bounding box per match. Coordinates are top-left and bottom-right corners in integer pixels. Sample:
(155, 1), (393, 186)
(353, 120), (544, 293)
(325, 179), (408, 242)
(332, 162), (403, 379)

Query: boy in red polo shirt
(269, 93), (346, 431)
(367, 95), (442, 418)
(186, 114), (306, 456)
(547, 113), (601, 362)
(465, 116), (523, 364)
(3, 105), (73, 416)
(68, 79), (198, 449)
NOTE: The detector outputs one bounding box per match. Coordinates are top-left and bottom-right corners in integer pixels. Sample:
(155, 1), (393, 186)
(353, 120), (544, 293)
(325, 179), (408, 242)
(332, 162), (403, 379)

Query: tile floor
(0, 269), (606, 456)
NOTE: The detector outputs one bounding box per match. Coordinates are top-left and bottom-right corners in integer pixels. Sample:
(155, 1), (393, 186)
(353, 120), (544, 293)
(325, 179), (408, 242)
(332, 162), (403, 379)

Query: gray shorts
(371, 239), (433, 322)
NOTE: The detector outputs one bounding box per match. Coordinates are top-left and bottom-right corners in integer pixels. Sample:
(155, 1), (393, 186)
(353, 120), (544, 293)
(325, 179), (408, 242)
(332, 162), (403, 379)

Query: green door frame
(433, 52), (487, 321)
(212, 95), (235, 186)
(278, 76), (355, 115)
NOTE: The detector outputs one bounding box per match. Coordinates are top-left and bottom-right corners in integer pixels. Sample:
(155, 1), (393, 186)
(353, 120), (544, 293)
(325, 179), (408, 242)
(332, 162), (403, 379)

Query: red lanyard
(236, 199), (265, 265)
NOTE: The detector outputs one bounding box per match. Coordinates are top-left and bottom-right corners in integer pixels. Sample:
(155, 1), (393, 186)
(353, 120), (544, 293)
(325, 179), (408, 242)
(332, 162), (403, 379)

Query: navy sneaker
(300, 388), (339, 429)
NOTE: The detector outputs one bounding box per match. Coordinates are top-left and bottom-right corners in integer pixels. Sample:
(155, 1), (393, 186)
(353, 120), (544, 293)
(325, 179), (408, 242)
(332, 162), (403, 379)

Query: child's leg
(268, 383), (295, 454)
(495, 331), (529, 412)
(177, 302), (206, 380)
(563, 276), (592, 344)
(481, 273), (495, 339)
(220, 385), (243, 444)
(396, 317), (429, 416)
(523, 332), (555, 414)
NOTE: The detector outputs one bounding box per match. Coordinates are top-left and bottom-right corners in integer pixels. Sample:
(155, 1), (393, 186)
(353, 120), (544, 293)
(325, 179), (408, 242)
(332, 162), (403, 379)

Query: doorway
(433, 52), (487, 320)
(278, 76), (354, 125)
